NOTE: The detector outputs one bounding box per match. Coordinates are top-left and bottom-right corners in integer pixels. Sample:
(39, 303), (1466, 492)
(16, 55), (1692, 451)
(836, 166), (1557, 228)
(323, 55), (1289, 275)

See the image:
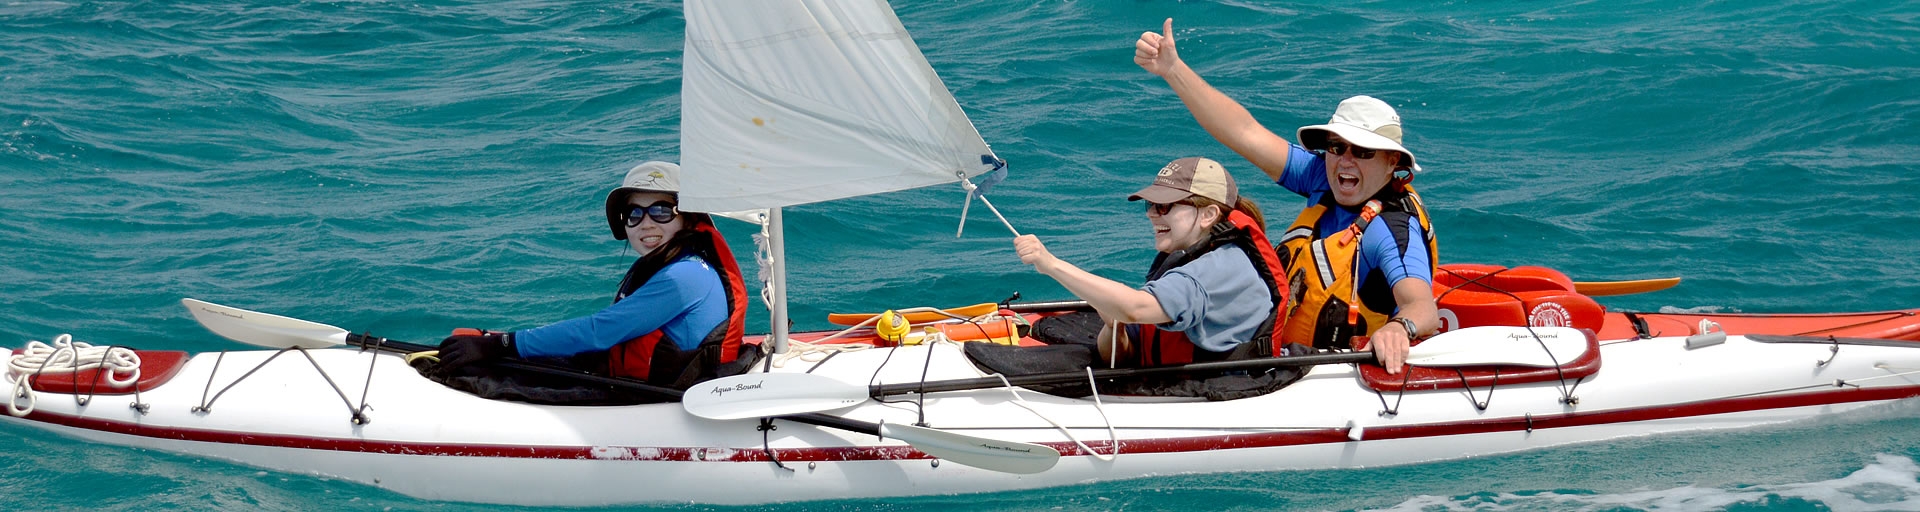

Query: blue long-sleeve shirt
(512, 255), (729, 358)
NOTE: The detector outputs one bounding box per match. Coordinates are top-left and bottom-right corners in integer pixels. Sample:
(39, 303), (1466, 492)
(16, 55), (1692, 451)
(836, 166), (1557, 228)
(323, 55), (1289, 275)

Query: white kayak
(4, 300), (1920, 506)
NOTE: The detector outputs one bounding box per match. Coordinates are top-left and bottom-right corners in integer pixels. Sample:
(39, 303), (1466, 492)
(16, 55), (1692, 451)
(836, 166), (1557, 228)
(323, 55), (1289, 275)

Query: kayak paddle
(1572, 277), (1682, 296)
(994, 276), (1678, 315)
(683, 325), (1590, 420)
(827, 302), (999, 326)
(180, 298), (1061, 474)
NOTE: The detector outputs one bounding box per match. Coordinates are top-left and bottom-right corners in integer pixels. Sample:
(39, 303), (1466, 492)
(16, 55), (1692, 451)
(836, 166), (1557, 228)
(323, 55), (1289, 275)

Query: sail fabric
(678, 0), (998, 213)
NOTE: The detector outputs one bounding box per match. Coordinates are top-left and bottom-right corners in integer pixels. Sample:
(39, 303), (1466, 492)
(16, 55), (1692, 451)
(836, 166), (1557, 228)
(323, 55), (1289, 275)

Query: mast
(768, 207), (789, 354)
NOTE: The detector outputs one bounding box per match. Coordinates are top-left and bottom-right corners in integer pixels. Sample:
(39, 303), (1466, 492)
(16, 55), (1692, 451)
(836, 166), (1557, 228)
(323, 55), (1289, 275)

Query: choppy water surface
(2, 0), (1917, 509)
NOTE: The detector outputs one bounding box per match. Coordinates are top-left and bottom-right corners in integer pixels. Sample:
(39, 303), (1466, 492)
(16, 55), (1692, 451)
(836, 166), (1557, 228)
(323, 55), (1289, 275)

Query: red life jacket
(605, 221), (752, 389)
(1131, 210), (1290, 367)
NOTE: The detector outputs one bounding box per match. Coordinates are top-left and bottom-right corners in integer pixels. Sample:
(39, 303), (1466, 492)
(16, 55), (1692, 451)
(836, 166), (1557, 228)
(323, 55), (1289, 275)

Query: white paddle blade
(682, 373), (867, 420)
(181, 298), (349, 349)
(1408, 326), (1590, 368)
(880, 422), (1060, 475)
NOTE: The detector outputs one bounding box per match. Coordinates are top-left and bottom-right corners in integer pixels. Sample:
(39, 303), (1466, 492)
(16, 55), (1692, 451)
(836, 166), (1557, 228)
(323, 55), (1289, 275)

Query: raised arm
(1136, 18), (1294, 181)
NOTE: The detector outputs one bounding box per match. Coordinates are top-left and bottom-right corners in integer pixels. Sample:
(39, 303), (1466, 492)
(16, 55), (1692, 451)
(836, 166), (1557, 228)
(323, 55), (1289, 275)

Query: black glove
(435, 329), (515, 373)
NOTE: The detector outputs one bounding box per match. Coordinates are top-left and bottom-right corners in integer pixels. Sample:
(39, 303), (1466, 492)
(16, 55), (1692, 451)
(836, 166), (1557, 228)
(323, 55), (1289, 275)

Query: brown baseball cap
(1128, 157), (1238, 206)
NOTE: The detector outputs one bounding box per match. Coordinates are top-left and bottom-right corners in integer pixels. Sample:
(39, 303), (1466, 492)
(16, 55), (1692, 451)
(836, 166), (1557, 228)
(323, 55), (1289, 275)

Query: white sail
(678, 0), (998, 213)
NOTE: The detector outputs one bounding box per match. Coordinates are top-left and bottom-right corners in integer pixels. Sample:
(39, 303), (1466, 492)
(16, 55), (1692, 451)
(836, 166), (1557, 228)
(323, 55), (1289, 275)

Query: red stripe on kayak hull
(17, 384), (1920, 463)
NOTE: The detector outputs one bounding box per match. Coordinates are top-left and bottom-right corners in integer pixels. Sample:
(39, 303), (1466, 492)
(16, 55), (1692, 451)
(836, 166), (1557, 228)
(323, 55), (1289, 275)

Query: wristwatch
(1389, 316), (1420, 338)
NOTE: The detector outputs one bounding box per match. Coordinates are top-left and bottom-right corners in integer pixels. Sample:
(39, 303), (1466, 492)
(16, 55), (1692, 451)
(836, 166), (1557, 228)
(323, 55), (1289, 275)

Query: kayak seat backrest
(1432, 264), (1603, 334)
(1434, 263), (1575, 294)
(1433, 289), (1528, 331)
(26, 350), (190, 396)
(1359, 329), (1601, 392)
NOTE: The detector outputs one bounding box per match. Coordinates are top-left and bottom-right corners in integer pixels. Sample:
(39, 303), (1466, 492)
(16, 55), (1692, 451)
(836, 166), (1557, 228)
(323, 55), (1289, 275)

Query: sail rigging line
(956, 168), (1020, 238)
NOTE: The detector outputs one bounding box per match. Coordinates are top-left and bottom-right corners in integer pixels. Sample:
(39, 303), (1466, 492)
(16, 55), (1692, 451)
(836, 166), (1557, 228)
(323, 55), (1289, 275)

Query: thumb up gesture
(1134, 18), (1181, 77)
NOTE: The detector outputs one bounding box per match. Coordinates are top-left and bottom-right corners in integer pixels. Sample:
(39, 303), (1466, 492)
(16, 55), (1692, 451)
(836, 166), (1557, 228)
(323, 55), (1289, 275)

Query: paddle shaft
(1004, 300), (1094, 313)
(1003, 276), (1677, 315)
(340, 334), (883, 436)
(870, 350), (1374, 397)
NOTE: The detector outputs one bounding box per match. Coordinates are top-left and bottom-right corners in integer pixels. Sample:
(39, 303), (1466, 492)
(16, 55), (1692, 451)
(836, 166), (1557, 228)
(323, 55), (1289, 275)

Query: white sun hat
(1296, 95), (1420, 172)
(603, 161), (681, 240)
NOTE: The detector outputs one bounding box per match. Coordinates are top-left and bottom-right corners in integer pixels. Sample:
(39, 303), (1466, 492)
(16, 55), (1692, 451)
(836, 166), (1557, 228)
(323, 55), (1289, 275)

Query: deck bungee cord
(991, 370), (1121, 461)
(848, 319), (1123, 460)
(1388, 265), (1590, 415)
(188, 345), (379, 425)
(6, 334), (142, 417)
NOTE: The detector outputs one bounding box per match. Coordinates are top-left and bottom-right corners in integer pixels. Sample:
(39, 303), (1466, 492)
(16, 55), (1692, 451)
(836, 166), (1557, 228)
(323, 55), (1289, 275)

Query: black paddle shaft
(1003, 300), (1093, 313)
(341, 334), (883, 436)
(869, 350), (1377, 397)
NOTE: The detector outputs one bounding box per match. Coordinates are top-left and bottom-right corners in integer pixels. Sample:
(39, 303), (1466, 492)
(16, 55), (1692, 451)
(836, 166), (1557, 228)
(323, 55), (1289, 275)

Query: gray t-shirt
(1139, 246), (1274, 353)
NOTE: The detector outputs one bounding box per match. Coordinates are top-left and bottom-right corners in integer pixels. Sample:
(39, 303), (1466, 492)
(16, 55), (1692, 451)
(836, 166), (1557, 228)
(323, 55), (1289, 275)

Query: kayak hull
(7, 392), (1903, 506)
(8, 329), (1920, 506)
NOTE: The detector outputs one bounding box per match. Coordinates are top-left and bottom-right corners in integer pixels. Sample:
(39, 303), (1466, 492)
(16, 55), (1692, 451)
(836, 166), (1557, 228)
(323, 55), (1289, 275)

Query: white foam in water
(1657, 305), (1736, 314)
(1372, 454), (1920, 512)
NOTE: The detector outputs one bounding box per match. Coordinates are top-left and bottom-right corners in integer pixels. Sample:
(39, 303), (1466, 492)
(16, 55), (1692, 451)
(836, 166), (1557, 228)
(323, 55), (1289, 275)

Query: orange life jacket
(1276, 184), (1438, 350)
(1130, 210), (1289, 366)
(605, 221), (751, 389)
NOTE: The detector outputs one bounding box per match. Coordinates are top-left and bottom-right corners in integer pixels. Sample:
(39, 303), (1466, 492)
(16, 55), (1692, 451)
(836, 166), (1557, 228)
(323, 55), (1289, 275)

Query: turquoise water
(3, 0), (1919, 509)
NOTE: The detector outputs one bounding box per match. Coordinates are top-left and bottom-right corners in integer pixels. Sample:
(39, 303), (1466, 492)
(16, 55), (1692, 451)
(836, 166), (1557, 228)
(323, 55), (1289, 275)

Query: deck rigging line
(189, 346), (376, 425)
(6, 334), (144, 417)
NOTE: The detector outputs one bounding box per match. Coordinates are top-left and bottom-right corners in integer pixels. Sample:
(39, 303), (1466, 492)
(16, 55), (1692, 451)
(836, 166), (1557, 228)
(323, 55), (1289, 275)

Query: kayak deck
(1596, 309), (1920, 341)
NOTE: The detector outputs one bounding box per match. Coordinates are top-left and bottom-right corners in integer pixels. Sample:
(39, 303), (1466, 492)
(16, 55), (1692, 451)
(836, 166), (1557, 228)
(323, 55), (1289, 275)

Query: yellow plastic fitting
(875, 310), (911, 344)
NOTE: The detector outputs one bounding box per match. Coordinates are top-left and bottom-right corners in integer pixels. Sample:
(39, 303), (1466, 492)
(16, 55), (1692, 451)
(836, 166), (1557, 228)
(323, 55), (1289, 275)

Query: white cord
(769, 307), (1000, 368)
(991, 372), (1119, 462)
(7, 334), (142, 417)
(771, 339), (878, 368)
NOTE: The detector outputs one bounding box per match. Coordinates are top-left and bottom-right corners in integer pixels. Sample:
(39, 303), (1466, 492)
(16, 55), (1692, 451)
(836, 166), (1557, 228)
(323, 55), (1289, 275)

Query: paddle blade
(1409, 326), (1589, 368)
(1573, 277), (1680, 296)
(181, 298), (349, 349)
(880, 422), (1060, 474)
(682, 373), (867, 420)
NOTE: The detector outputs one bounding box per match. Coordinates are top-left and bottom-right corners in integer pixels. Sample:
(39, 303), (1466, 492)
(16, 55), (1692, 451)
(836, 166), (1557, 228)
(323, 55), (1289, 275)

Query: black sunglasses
(1145, 201), (1191, 216)
(624, 202), (679, 227)
(1324, 140), (1379, 160)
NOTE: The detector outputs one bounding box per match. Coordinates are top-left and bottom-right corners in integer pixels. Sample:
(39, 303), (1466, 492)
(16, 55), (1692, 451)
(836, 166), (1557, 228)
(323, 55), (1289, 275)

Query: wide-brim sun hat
(604, 161), (681, 240)
(1296, 95), (1420, 172)
(1127, 156), (1238, 207)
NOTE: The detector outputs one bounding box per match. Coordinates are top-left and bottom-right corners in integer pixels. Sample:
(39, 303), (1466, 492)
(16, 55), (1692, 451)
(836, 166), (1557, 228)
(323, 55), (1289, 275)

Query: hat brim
(1298, 123), (1420, 172)
(1127, 184), (1194, 204)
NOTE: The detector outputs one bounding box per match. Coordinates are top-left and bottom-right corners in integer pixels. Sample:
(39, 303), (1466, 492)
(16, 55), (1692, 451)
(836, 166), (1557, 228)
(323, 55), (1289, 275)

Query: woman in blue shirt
(435, 162), (753, 390)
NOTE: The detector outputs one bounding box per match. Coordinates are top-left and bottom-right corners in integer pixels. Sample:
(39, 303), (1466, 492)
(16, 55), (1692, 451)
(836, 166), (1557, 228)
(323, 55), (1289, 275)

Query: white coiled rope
(7, 334), (142, 417)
